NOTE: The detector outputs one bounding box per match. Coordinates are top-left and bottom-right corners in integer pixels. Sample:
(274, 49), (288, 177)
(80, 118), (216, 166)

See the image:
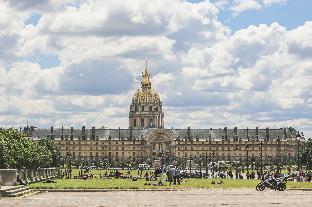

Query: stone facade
(32, 126), (302, 163)
(31, 63), (303, 163)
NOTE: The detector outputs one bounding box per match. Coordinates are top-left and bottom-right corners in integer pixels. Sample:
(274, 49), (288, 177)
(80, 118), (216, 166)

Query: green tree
(300, 138), (312, 171)
(0, 128), (60, 169)
(38, 138), (61, 167)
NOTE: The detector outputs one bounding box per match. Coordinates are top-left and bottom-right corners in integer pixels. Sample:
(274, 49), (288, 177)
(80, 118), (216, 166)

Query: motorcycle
(256, 176), (288, 191)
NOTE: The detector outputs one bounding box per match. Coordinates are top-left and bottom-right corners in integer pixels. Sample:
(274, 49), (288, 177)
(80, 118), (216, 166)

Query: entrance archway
(146, 129), (175, 159)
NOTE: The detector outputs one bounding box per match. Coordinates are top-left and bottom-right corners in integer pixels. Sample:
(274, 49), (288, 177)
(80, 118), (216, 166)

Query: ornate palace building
(30, 62), (304, 163)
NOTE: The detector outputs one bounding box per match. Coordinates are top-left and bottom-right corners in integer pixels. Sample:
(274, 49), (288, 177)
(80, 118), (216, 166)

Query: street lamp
(297, 136), (301, 171)
(306, 149), (312, 172)
(276, 136), (281, 174)
(210, 150), (215, 178)
(189, 155), (193, 175)
(205, 152), (208, 176)
(246, 145), (249, 173)
(234, 146), (239, 179)
(259, 142), (263, 180)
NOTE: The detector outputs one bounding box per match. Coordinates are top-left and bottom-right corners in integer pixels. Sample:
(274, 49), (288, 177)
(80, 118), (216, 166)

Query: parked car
(138, 163), (150, 169)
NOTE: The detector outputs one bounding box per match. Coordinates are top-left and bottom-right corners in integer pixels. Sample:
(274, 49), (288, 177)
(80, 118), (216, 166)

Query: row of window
(133, 118), (154, 128)
(176, 152), (291, 157)
(176, 146), (284, 151)
(65, 146), (140, 151)
(66, 151), (136, 157)
(133, 105), (159, 112)
(60, 141), (140, 145)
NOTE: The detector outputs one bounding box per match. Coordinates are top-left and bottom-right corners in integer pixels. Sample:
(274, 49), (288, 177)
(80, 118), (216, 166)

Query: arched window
(149, 106), (152, 111)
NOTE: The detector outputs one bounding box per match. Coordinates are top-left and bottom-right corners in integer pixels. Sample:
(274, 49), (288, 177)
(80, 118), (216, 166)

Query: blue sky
(188, 0), (312, 32)
(220, 0), (312, 31)
(0, 0), (311, 137)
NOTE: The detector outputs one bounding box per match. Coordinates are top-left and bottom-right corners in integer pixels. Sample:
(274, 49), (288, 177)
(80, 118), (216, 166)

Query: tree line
(0, 128), (60, 169)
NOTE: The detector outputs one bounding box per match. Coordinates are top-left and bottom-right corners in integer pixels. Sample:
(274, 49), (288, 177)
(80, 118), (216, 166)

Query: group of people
(153, 165), (182, 185)
(65, 165), (312, 184)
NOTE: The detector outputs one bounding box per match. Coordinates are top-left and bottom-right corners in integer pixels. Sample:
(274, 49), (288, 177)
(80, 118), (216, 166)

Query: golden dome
(132, 88), (161, 103)
(132, 61), (161, 104)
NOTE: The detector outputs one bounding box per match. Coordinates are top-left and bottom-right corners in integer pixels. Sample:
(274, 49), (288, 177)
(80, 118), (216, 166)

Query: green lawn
(67, 168), (150, 177)
(29, 178), (312, 190)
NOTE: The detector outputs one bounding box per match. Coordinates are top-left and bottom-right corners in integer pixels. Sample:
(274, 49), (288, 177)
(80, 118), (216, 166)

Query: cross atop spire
(141, 60), (151, 90)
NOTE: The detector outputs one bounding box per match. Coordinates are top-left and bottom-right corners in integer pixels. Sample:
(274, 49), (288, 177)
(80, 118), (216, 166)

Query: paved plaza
(0, 189), (311, 207)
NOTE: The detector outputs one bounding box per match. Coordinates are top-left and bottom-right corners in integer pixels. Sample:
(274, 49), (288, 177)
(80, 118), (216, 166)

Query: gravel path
(0, 189), (310, 207)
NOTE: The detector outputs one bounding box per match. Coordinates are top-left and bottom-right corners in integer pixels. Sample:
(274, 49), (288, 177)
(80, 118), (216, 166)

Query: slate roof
(31, 127), (297, 141)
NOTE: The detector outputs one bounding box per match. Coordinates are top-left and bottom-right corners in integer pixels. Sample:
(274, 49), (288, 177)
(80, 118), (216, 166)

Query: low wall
(0, 169), (17, 186)
(0, 168), (59, 186)
(18, 168), (59, 182)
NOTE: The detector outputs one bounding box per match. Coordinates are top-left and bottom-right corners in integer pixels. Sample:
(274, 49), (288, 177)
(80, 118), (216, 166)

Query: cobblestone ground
(0, 189), (311, 207)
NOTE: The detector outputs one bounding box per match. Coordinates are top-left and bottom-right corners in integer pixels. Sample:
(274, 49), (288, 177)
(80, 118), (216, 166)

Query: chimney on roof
(266, 127), (269, 141)
(234, 127), (238, 141)
(283, 128), (287, 138)
(70, 127), (73, 140)
(118, 127), (121, 140)
(82, 126), (86, 140)
(61, 126), (64, 140)
(50, 126), (54, 139)
(256, 127), (259, 139)
(224, 127), (228, 140)
(187, 126), (191, 141)
(247, 127), (249, 141)
(91, 127), (95, 140)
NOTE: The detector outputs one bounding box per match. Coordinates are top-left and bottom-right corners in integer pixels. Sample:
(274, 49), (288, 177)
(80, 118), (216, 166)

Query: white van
(138, 163), (150, 169)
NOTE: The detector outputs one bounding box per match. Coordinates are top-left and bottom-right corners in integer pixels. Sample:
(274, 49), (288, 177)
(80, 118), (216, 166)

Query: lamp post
(212, 151), (215, 177)
(246, 145), (249, 173)
(276, 136), (281, 174)
(234, 146), (239, 179)
(189, 155), (192, 174)
(205, 152), (208, 176)
(260, 142), (263, 180)
(307, 149), (312, 172)
(297, 136), (301, 171)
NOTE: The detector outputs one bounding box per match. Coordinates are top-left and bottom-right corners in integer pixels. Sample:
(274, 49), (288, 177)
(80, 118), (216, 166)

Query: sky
(0, 0), (311, 137)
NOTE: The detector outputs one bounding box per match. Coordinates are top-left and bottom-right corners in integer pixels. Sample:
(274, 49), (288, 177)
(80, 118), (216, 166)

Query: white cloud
(0, 0), (311, 138)
(262, 0), (287, 6)
(228, 0), (288, 16)
(212, 0), (229, 9)
(287, 21), (312, 59)
(231, 0), (262, 16)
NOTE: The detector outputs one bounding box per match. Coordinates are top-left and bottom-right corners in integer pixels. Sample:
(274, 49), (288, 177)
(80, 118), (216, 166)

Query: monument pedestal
(0, 169), (17, 186)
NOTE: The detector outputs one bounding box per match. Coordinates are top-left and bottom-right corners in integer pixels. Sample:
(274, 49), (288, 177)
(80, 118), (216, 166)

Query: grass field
(29, 178), (312, 190)
(69, 168), (150, 177)
(28, 168), (312, 190)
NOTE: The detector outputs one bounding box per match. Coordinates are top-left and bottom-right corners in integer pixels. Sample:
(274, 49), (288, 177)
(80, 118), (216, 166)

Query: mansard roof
(31, 127), (298, 141)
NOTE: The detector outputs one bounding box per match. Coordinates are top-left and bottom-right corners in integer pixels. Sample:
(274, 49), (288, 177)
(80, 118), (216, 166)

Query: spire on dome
(141, 60), (151, 90)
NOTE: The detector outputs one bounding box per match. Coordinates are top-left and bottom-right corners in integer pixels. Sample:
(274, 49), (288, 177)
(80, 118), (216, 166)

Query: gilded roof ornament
(132, 60), (161, 104)
(141, 60), (151, 89)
